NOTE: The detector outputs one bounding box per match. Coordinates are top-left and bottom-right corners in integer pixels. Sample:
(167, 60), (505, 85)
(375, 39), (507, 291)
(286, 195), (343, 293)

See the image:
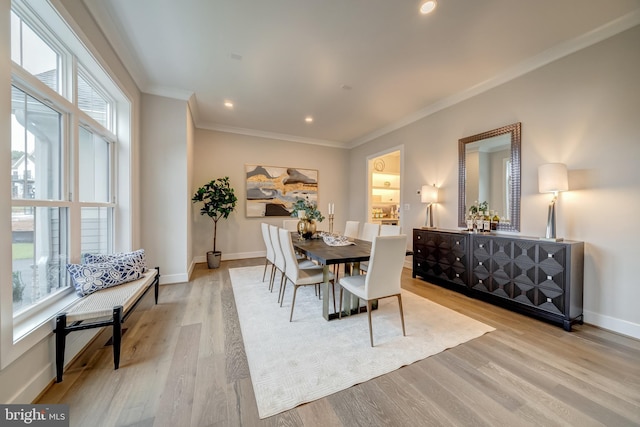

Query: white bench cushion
(64, 269), (157, 323)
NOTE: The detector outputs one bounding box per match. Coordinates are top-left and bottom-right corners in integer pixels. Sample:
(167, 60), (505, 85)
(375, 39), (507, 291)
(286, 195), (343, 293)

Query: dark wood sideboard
(412, 228), (584, 331)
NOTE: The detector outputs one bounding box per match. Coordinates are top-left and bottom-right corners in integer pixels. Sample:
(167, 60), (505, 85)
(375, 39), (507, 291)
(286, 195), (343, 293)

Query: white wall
(349, 25), (640, 338)
(140, 94), (190, 284)
(192, 129), (349, 263)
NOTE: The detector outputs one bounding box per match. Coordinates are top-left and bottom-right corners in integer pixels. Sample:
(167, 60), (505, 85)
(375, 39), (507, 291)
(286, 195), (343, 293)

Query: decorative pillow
(67, 259), (144, 297)
(82, 249), (147, 272)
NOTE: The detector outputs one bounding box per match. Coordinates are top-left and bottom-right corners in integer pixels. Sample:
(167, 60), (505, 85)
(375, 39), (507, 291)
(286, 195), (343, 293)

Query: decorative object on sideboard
(420, 184), (439, 229)
(538, 163), (568, 241)
(192, 177), (238, 268)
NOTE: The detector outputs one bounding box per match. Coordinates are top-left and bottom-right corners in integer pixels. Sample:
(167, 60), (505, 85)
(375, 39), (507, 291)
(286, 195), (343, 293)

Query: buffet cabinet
(413, 229), (584, 331)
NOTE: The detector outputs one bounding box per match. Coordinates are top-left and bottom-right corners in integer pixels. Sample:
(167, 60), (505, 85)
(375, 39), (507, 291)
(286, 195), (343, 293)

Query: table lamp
(538, 163), (568, 241)
(421, 184), (439, 229)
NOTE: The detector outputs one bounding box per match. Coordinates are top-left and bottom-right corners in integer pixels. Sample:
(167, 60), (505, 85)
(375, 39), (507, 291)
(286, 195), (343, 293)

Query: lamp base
(421, 226), (437, 230)
(540, 237), (564, 242)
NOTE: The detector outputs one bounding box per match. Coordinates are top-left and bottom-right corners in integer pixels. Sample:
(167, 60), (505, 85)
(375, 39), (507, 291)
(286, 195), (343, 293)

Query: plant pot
(207, 251), (222, 269)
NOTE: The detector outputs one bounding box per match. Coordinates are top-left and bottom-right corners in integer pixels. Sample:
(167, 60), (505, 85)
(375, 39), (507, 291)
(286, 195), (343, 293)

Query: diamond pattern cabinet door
(412, 229), (468, 287)
(414, 229), (583, 331)
(413, 229), (444, 280)
(441, 234), (467, 286)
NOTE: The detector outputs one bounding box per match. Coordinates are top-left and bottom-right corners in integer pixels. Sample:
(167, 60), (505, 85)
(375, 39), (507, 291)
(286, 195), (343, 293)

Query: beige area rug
(229, 265), (495, 419)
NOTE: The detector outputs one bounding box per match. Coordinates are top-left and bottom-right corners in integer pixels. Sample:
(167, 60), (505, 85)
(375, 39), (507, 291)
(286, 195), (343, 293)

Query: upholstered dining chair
(359, 222), (380, 242)
(271, 226), (316, 303)
(261, 223), (275, 285)
(380, 224), (401, 236)
(332, 220), (361, 279)
(279, 228), (336, 321)
(338, 234), (408, 346)
(360, 224), (402, 273)
(344, 220), (360, 239)
(268, 225), (286, 293)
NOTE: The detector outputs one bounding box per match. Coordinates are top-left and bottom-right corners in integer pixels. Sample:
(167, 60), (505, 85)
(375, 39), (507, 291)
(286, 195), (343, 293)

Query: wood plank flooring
(36, 259), (640, 427)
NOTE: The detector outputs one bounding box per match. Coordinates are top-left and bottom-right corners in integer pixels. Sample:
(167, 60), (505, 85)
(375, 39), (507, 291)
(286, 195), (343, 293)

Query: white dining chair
(344, 221), (360, 239)
(380, 224), (401, 236)
(279, 228), (335, 321)
(338, 234), (408, 346)
(331, 220), (360, 278)
(282, 219), (299, 232)
(268, 225), (286, 293)
(272, 227), (315, 303)
(261, 223), (275, 285)
(359, 222), (380, 242)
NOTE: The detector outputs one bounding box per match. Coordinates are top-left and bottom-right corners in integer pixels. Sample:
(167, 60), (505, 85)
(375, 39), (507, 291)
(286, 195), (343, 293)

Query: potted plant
(192, 176), (238, 268)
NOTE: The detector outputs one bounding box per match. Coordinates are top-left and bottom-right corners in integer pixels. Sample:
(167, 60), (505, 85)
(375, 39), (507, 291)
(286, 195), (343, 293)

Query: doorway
(367, 148), (403, 228)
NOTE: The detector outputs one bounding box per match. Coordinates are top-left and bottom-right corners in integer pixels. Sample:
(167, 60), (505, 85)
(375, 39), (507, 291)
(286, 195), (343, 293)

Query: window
(81, 207), (113, 255)
(10, 10), (60, 93)
(11, 86), (62, 201)
(9, 3), (117, 322)
(12, 207), (69, 314)
(78, 72), (111, 129)
(78, 127), (111, 203)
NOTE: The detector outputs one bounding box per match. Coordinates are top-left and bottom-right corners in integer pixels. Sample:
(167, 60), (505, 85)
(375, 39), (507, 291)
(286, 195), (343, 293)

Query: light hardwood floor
(37, 258), (640, 426)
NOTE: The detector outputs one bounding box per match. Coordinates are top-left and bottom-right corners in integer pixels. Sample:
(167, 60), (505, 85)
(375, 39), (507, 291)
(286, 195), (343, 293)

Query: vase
(297, 219), (316, 239)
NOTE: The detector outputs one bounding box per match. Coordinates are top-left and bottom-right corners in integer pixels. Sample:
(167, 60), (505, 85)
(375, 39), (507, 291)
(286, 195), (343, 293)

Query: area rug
(229, 265), (494, 419)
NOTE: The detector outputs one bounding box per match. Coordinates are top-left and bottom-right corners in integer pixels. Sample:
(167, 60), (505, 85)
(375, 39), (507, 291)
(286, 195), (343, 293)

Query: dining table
(292, 233), (412, 321)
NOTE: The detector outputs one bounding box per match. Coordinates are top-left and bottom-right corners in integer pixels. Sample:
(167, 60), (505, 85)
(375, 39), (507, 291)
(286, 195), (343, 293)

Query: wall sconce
(421, 184), (439, 228)
(538, 163), (568, 241)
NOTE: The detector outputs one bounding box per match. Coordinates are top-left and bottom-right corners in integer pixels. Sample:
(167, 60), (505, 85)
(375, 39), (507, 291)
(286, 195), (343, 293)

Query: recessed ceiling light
(224, 101), (234, 109)
(305, 116), (313, 123)
(419, 0), (437, 14)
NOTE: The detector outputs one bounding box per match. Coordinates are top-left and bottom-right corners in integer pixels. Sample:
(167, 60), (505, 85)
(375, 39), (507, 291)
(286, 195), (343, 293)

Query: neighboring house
(10, 153), (35, 199)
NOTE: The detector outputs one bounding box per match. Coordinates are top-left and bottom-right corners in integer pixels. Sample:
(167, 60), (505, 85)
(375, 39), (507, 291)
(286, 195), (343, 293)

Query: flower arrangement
(290, 198), (325, 222)
(468, 200), (488, 215)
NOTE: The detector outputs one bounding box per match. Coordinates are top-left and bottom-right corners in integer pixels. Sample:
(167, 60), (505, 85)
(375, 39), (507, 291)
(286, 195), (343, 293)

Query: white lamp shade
(421, 184), (438, 203)
(538, 163), (568, 193)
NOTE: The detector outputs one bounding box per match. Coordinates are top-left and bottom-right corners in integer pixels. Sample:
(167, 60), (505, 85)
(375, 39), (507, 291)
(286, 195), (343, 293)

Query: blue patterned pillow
(82, 249), (147, 272)
(67, 259), (144, 297)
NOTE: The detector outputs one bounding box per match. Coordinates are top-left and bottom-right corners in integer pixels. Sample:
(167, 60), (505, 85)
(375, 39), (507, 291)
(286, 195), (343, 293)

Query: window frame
(7, 2), (118, 342)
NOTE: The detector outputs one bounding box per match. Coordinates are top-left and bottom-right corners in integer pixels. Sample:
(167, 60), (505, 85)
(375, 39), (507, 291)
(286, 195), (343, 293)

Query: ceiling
(82, 0), (640, 148)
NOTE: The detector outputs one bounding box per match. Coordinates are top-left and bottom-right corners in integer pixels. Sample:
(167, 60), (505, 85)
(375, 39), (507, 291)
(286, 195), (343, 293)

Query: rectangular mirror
(458, 122), (521, 232)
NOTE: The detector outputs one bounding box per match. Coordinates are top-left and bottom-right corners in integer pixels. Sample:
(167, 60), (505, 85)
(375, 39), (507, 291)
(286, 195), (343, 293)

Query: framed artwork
(245, 165), (318, 217)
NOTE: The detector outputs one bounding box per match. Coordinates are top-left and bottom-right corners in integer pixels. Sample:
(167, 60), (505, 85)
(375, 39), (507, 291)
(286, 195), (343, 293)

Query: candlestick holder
(328, 214), (334, 234)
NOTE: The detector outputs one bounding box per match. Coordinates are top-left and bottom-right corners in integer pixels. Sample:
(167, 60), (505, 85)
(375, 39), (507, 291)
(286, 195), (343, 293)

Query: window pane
(79, 127), (110, 202)
(12, 207), (69, 314)
(11, 86), (62, 201)
(78, 73), (110, 128)
(10, 11), (60, 92)
(10, 11), (21, 64)
(81, 207), (113, 255)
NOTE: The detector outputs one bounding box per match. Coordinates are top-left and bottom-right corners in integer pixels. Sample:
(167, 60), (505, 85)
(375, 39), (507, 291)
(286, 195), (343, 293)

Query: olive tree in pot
(192, 177), (238, 269)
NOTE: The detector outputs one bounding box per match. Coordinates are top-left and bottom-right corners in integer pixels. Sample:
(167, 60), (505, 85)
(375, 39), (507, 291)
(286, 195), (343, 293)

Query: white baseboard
(583, 310), (640, 340)
(193, 251), (266, 266)
(159, 272), (189, 285)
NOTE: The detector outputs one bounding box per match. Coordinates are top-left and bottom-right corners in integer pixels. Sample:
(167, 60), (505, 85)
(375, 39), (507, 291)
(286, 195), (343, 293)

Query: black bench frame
(54, 266), (160, 382)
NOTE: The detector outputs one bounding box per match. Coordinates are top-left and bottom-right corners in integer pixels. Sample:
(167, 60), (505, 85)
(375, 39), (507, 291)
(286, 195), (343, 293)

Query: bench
(54, 266), (160, 382)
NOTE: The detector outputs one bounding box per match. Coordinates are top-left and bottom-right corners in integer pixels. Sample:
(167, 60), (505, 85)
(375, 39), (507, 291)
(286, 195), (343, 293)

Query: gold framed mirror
(458, 122), (521, 232)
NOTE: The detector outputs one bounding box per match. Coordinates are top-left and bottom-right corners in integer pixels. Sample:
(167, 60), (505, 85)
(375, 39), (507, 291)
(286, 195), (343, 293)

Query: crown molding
(197, 122), (347, 149)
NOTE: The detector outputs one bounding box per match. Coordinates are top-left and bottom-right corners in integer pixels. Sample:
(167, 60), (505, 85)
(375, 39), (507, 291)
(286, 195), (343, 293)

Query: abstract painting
(245, 165), (318, 217)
